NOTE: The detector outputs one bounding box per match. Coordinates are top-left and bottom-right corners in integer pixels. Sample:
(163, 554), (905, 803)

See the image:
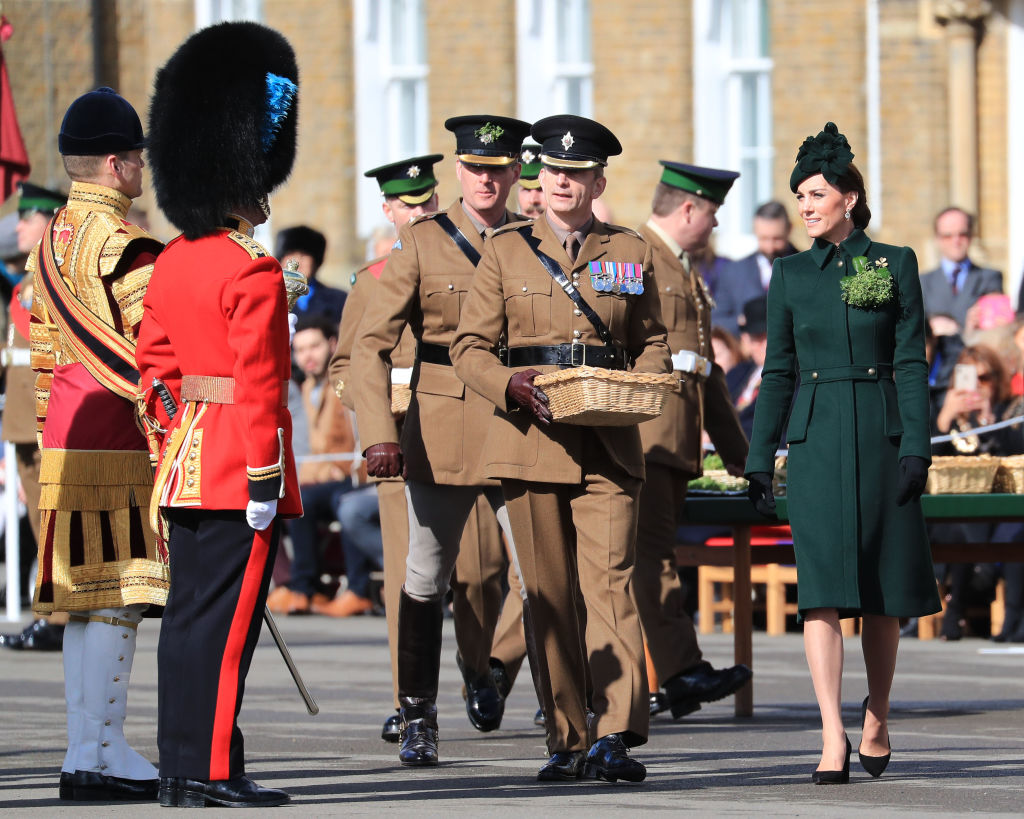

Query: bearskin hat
(147, 22), (299, 239)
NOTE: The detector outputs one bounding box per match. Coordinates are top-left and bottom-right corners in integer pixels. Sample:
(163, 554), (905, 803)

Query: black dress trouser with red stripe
(157, 509), (278, 780)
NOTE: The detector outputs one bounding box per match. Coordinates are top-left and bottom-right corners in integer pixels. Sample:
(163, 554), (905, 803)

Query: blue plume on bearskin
(147, 21), (299, 239)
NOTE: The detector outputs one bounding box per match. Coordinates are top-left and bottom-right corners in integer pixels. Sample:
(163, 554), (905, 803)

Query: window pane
(739, 74), (758, 148)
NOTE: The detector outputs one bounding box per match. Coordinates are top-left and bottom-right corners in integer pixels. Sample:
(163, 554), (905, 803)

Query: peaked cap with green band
(658, 161), (739, 205)
(789, 121), (854, 192)
(364, 154), (443, 204)
(519, 143), (542, 189)
(17, 181), (66, 215)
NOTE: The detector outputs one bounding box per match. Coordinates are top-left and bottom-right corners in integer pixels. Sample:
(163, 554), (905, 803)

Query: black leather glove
(746, 472), (777, 519)
(365, 442), (404, 479)
(895, 455), (929, 506)
(506, 369), (552, 425)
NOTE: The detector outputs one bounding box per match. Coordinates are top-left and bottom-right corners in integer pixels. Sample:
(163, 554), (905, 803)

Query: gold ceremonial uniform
(633, 224), (748, 682)
(29, 181), (167, 614)
(451, 215), (672, 753)
(334, 244), (505, 702)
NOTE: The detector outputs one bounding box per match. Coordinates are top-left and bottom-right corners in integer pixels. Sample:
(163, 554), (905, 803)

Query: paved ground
(1, 612), (1022, 816)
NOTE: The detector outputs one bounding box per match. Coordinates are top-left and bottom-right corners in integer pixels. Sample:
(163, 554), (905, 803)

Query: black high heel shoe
(811, 735), (851, 784)
(858, 696), (891, 778)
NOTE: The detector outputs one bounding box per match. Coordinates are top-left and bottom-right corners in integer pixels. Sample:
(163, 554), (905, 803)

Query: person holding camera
(745, 123), (941, 784)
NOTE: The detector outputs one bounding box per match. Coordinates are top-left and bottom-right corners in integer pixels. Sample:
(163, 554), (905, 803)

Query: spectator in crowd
(924, 315), (965, 426)
(268, 315), (359, 615)
(710, 325), (745, 376)
(931, 344), (1024, 641)
(712, 201), (797, 335)
(276, 225), (347, 326)
(920, 207), (1002, 328)
(727, 296), (768, 441)
(335, 484), (385, 617)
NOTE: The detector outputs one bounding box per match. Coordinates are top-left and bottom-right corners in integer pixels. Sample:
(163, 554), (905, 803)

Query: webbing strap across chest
(520, 231), (615, 346)
(433, 213), (482, 267)
(35, 214), (140, 400)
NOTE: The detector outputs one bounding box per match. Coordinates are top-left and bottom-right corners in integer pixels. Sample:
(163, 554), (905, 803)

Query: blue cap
(58, 87), (145, 156)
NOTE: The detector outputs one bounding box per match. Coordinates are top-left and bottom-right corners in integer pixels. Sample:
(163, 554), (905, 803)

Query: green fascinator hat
(789, 122), (854, 192)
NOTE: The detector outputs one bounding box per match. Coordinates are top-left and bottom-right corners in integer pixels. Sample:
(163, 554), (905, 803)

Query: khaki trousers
(451, 495), (507, 678)
(489, 556), (528, 684)
(501, 440), (648, 753)
(380, 481), (508, 706)
(633, 462), (703, 683)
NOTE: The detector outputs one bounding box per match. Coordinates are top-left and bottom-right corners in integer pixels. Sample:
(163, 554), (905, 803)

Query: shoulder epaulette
(227, 230), (269, 259)
(603, 223), (642, 239)
(494, 219), (532, 236)
(409, 211), (443, 227)
(350, 255), (388, 285)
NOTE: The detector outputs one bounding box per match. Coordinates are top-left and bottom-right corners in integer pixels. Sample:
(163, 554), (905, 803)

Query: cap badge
(475, 123), (505, 144)
(561, 131), (574, 150)
(521, 149), (535, 164)
(407, 165), (421, 178)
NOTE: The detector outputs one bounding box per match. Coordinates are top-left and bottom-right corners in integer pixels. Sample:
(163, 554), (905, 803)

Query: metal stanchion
(4, 441), (21, 622)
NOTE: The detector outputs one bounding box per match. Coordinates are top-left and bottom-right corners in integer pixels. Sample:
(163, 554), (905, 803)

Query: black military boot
(397, 590), (444, 766)
(457, 652), (504, 732)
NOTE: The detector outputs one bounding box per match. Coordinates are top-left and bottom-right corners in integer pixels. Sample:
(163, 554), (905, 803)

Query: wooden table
(680, 493), (1024, 717)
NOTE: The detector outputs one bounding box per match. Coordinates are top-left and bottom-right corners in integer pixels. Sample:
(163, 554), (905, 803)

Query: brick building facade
(2, 1), (1020, 293)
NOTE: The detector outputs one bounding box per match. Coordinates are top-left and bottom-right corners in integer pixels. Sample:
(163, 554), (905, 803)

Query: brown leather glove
(365, 442), (404, 479)
(506, 369), (552, 425)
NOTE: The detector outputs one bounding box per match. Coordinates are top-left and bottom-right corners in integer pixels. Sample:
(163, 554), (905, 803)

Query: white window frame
(516, 0), (593, 123)
(194, 0), (263, 29)
(354, 0), (430, 239)
(693, 0), (773, 259)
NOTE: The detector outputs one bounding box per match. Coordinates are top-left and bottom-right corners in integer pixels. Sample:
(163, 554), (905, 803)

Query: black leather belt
(506, 343), (628, 370)
(416, 341), (452, 366)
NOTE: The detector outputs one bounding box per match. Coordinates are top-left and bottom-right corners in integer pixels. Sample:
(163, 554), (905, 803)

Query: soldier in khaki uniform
(634, 163), (753, 719)
(330, 154), (507, 744)
(452, 115), (672, 783)
(349, 115), (531, 767)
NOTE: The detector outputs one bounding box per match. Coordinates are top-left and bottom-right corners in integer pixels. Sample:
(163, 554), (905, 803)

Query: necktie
(564, 234), (578, 264)
(951, 263), (964, 296)
(483, 227), (495, 240)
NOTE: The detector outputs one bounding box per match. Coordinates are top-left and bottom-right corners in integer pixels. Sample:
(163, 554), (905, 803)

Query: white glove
(246, 499), (278, 531)
(288, 312), (298, 345)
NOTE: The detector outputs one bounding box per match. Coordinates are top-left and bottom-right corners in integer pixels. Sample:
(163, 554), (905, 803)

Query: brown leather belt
(180, 375), (289, 406)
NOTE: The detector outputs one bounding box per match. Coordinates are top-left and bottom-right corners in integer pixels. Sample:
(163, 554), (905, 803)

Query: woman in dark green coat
(745, 123), (941, 784)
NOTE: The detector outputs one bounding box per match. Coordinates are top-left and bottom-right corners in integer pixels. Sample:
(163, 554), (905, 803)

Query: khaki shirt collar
(644, 218), (684, 259)
(545, 213), (593, 248)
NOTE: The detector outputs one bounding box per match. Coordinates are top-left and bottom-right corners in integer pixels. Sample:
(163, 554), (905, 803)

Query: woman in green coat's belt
(745, 123), (941, 785)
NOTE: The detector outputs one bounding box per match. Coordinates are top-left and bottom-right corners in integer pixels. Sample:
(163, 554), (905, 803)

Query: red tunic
(137, 228), (301, 516)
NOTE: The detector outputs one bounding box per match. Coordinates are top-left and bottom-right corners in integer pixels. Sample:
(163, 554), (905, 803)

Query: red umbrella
(0, 15), (30, 201)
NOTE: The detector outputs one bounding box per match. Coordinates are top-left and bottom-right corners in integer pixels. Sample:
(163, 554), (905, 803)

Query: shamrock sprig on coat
(840, 256), (895, 310)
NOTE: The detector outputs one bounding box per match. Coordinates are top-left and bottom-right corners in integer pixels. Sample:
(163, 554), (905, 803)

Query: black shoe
(399, 698), (439, 766)
(811, 735), (852, 785)
(534, 707), (546, 727)
(158, 775), (288, 807)
(489, 657), (512, 699)
(663, 662), (752, 719)
(537, 751), (586, 782)
(585, 734), (646, 783)
(1, 619), (65, 651)
(59, 770), (158, 801)
(382, 710), (402, 743)
(456, 652), (504, 732)
(857, 696), (891, 778)
(649, 692), (670, 716)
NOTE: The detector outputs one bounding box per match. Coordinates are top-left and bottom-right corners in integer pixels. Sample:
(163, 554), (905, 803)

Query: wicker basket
(993, 455), (1024, 494)
(533, 366), (678, 426)
(390, 383), (412, 417)
(925, 454), (1001, 495)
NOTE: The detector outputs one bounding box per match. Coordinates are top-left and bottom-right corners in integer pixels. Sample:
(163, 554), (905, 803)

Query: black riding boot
(397, 590), (444, 766)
